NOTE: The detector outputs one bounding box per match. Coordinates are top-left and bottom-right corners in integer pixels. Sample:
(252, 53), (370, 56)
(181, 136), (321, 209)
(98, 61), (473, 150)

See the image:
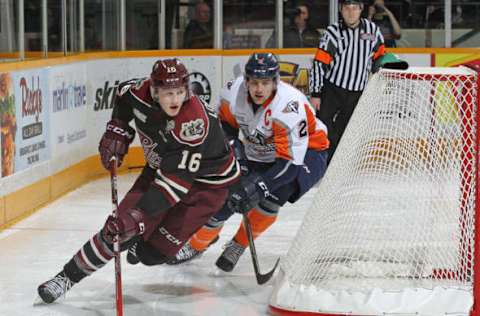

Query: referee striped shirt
(310, 18), (385, 96)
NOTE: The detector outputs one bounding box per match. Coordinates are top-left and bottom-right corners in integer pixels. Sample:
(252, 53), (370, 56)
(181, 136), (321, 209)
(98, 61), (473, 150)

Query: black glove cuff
(107, 119), (136, 142)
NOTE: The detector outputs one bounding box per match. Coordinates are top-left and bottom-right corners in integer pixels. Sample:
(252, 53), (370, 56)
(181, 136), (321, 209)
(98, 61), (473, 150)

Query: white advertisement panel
(86, 59), (134, 150)
(48, 63), (89, 172)
(12, 69), (50, 173)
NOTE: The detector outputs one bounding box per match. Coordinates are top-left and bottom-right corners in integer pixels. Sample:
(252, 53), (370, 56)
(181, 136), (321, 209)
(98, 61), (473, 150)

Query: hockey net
(270, 66), (480, 316)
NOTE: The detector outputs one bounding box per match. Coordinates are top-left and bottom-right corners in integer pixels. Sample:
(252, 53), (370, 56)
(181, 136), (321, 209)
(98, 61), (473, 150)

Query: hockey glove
(102, 208), (146, 244)
(99, 119), (136, 169)
(230, 138), (249, 176)
(227, 174), (270, 214)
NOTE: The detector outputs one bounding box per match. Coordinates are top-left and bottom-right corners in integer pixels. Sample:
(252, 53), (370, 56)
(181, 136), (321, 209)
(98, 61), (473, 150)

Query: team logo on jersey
(282, 100), (299, 114)
(138, 129), (161, 169)
(360, 33), (375, 41)
(179, 119), (206, 142)
(190, 72), (212, 104)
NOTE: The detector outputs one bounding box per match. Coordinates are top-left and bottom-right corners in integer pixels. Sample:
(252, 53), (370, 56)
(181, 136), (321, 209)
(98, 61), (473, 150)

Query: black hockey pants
(316, 81), (363, 165)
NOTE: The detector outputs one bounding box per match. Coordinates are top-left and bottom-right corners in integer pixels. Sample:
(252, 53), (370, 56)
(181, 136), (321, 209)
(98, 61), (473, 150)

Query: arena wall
(0, 48), (478, 229)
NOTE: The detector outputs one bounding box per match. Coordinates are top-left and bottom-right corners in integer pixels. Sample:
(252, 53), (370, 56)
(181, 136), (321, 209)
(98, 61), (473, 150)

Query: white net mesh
(272, 67), (479, 315)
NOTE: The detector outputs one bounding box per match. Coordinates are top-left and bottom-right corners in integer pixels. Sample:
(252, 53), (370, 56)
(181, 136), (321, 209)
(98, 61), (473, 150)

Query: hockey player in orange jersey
(165, 52), (330, 272)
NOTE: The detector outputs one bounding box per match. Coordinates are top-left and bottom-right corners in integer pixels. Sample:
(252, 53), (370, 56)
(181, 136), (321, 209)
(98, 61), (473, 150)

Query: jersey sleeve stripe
(195, 161), (240, 185)
(314, 49), (333, 64)
(217, 152), (236, 176)
(272, 120), (293, 160)
(218, 100), (240, 129)
(156, 169), (190, 194)
(153, 178), (181, 203)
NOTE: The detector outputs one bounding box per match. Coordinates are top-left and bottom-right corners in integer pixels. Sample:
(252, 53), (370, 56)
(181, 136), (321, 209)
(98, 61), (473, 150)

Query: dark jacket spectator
(284, 5), (320, 48)
(183, 2), (213, 49)
(267, 4), (320, 48)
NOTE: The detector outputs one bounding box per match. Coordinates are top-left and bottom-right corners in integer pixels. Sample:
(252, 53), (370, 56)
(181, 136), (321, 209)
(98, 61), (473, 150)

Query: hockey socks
(233, 208), (277, 247)
(190, 224), (223, 252)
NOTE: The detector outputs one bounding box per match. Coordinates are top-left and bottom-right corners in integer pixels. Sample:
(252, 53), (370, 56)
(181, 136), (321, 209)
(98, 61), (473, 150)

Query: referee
(310, 0), (385, 165)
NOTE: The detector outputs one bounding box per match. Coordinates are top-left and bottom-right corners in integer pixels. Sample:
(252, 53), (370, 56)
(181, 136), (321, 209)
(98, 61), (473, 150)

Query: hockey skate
(215, 239), (246, 272)
(167, 236), (219, 265)
(37, 271), (74, 304)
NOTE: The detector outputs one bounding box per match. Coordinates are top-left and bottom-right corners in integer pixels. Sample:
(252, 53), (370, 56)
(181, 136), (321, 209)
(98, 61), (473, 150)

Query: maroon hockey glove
(102, 208), (146, 244)
(98, 119), (136, 169)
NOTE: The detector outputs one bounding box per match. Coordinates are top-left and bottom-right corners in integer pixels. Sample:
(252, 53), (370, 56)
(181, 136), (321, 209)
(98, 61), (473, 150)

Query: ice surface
(0, 171), (310, 316)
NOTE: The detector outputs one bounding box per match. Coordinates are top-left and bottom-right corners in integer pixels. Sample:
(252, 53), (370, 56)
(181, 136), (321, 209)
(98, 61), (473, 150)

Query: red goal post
(269, 66), (480, 316)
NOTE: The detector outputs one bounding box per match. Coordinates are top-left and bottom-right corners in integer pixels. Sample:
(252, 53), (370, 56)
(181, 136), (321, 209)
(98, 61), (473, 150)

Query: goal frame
(269, 65), (480, 316)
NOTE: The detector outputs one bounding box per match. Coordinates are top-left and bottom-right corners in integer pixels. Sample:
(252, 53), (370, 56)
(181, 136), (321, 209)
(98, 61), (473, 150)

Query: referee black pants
(316, 81), (363, 165)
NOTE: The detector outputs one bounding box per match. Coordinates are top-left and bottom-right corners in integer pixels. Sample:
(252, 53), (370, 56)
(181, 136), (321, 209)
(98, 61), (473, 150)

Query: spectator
(425, 5), (444, 29)
(267, 4), (320, 48)
(368, 0), (401, 47)
(183, 2), (213, 49)
(284, 4), (320, 48)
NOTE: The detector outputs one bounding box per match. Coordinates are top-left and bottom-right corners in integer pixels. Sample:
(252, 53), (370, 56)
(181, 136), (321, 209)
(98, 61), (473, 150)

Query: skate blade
(33, 295), (46, 306)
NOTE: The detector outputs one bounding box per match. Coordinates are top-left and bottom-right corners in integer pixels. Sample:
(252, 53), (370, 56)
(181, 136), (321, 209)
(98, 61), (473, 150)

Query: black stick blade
(256, 257), (280, 285)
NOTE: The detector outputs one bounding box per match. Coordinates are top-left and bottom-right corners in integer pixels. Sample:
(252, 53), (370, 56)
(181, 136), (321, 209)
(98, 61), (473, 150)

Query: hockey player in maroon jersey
(37, 58), (240, 304)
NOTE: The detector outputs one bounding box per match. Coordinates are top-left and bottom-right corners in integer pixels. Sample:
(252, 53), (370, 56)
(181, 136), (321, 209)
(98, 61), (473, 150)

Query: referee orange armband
(314, 49), (333, 64)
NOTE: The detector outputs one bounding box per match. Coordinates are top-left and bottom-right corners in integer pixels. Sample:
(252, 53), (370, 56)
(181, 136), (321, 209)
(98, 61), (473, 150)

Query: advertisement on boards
(0, 72), (15, 177)
(49, 64), (88, 171)
(12, 69), (50, 174)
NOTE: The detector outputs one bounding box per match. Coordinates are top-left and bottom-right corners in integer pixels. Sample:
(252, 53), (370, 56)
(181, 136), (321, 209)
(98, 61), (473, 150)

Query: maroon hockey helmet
(150, 58), (190, 89)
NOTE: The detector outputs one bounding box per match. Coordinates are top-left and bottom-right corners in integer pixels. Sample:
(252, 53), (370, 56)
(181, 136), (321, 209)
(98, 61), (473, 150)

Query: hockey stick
(242, 214), (280, 285)
(109, 157), (124, 316)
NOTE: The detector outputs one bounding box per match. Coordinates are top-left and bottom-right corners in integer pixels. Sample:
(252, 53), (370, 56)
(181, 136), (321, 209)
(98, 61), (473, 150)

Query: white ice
(0, 171), (311, 316)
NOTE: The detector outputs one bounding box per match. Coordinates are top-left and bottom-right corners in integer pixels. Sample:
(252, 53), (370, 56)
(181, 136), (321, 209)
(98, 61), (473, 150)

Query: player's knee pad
(135, 240), (170, 266)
